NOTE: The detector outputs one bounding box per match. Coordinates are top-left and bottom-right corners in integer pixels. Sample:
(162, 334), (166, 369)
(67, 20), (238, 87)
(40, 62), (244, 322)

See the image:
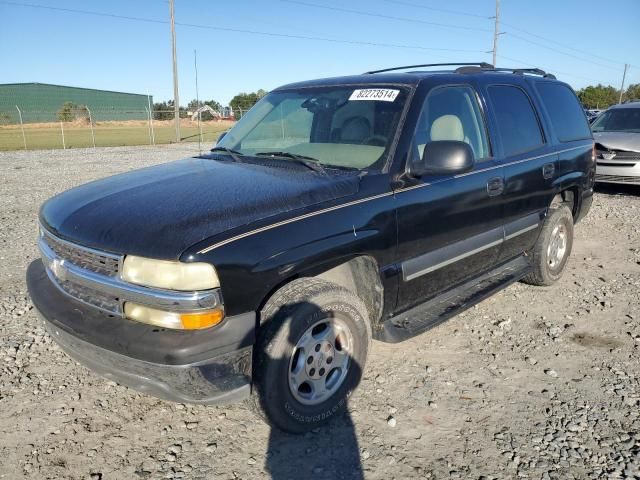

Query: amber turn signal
(180, 309), (225, 329)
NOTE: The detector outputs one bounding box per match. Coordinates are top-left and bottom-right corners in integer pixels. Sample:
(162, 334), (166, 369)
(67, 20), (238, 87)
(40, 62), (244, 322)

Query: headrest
(430, 115), (464, 142)
(341, 116), (371, 143)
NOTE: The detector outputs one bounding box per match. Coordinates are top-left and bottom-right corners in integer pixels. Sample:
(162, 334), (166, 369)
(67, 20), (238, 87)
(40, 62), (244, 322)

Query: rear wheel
(523, 205), (574, 286)
(250, 279), (371, 433)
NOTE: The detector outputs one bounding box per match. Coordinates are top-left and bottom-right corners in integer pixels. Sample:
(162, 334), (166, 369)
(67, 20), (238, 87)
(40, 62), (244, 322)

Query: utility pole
(619, 63), (629, 104)
(194, 49), (202, 155)
(491, 0), (500, 67)
(169, 0), (180, 142)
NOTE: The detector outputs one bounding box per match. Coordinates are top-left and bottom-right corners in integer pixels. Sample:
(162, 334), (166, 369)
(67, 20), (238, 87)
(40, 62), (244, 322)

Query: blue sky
(1, 0), (638, 105)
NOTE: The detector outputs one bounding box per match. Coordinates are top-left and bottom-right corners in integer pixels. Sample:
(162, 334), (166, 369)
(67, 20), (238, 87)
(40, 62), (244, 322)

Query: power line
(283, 0), (628, 73)
(505, 32), (622, 72)
(496, 54), (609, 85)
(380, 0), (490, 20)
(281, 0), (492, 32)
(1, 1), (486, 54)
(500, 20), (631, 68)
(4, 0), (634, 86)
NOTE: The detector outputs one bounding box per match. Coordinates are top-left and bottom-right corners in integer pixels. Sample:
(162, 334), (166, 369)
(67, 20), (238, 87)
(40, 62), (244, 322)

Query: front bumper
(27, 260), (255, 405)
(595, 162), (640, 185)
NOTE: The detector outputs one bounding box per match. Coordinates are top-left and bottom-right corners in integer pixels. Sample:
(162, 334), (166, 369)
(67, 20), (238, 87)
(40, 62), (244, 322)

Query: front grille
(611, 151), (640, 161)
(597, 149), (640, 162)
(595, 174), (640, 185)
(40, 228), (124, 314)
(42, 230), (121, 277)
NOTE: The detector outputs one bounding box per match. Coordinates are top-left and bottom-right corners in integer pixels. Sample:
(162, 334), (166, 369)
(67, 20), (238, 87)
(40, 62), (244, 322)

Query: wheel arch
(550, 187), (579, 219)
(257, 255), (385, 333)
(551, 173), (583, 221)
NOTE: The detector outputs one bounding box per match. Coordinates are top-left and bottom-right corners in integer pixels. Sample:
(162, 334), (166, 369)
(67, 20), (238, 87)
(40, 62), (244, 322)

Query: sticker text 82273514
(349, 89), (400, 102)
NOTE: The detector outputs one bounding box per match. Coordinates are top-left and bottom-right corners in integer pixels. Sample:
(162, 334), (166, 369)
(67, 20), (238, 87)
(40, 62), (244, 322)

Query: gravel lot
(1, 145), (639, 480)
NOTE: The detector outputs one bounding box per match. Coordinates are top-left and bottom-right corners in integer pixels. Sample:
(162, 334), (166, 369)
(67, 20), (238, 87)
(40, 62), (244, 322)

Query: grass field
(0, 119), (234, 151)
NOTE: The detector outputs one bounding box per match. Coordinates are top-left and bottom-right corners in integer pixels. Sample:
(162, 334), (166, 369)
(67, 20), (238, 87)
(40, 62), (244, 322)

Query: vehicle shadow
(595, 183), (640, 197)
(251, 301), (365, 480)
(264, 410), (363, 480)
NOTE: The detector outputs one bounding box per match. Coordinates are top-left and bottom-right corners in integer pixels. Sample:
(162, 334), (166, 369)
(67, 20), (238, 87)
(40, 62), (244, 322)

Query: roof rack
(364, 62), (493, 74)
(490, 67), (556, 79)
(364, 62), (556, 79)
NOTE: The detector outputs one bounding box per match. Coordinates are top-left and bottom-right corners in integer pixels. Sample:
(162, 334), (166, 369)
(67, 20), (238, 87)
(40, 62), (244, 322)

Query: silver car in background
(592, 102), (640, 185)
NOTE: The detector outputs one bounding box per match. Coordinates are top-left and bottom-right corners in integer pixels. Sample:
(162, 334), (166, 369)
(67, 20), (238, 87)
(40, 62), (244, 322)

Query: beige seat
(430, 114), (465, 141)
(418, 114), (467, 158)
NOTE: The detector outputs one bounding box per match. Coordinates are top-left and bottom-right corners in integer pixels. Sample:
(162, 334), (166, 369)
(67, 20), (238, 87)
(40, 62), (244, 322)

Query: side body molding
(401, 212), (542, 282)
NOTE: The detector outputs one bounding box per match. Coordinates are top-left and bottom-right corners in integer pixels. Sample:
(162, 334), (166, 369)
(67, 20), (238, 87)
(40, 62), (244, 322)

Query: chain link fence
(0, 106), (248, 151)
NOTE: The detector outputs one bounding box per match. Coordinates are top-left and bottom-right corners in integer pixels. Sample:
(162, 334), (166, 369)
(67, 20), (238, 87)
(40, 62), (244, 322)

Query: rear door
(395, 84), (503, 312)
(533, 81), (594, 203)
(483, 83), (555, 262)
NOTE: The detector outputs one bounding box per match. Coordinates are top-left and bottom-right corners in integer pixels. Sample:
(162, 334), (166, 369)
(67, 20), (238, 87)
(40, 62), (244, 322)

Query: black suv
(27, 63), (595, 433)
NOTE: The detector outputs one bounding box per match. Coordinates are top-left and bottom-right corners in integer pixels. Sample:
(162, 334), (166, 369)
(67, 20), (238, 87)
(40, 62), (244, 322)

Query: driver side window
(414, 85), (489, 163)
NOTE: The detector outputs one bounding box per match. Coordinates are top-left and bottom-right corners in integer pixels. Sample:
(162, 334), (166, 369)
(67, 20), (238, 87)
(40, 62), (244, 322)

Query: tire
(523, 205), (574, 286)
(249, 278), (371, 433)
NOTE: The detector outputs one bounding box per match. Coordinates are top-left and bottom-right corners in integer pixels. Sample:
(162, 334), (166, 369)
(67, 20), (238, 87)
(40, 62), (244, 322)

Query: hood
(40, 157), (360, 259)
(593, 132), (640, 152)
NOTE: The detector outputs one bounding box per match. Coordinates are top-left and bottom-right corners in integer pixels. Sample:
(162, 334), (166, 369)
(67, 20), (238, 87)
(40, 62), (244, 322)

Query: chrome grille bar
(40, 228), (121, 277)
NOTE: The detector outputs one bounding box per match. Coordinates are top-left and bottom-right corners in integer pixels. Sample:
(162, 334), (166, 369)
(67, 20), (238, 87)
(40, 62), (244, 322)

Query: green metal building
(0, 83), (152, 124)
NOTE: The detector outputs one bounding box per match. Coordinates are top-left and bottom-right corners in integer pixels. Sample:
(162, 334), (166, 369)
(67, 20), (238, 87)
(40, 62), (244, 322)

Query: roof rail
(364, 62), (494, 74)
(490, 67), (556, 79)
(363, 63), (557, 79)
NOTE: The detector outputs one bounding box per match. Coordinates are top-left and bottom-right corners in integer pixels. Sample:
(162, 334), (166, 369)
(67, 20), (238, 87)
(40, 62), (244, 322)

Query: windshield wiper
(210, 146), (244, 163)
(255, 151), (326, 174)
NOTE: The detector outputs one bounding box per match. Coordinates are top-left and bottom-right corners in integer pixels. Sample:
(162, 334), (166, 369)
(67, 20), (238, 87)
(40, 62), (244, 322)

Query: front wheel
(523, 205), (574, 286)
(250, 279), (371, 433)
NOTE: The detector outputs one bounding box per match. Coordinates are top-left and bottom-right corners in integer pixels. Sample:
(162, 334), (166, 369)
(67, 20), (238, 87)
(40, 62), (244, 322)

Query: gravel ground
(0, 145), (639, 480)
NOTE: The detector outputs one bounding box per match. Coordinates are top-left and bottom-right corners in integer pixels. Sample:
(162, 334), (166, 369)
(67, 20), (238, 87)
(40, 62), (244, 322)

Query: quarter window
(488, 85), (544, 156)
(414, 85), (490, 162)
(536, 82), (591, 142)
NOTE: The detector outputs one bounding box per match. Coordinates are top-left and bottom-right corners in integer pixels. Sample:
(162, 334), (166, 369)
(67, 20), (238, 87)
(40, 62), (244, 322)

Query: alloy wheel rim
(547, 223), (567, 269)
(288, 316), (353, 406)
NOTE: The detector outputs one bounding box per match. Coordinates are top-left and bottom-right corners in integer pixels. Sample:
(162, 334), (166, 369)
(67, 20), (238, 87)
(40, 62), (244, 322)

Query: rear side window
(488, 85), (544, 157)
(536, 82), (591, 142)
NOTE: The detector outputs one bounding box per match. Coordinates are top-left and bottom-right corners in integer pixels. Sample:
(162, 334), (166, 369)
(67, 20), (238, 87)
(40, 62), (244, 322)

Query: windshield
(591, 108), (640, 133)
(216, 86), (409, 170)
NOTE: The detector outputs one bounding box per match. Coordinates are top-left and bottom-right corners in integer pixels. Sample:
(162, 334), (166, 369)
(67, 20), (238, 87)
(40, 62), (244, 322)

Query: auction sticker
(349, 88), (399, 102)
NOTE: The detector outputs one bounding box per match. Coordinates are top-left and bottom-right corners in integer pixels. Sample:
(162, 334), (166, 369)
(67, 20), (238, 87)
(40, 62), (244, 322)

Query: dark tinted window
(488, 85), (544, 156)
(537, 83), (591, 141)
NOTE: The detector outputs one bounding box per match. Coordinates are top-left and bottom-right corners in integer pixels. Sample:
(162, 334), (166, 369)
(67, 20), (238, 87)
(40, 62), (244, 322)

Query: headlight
(121, 255), (219, 291)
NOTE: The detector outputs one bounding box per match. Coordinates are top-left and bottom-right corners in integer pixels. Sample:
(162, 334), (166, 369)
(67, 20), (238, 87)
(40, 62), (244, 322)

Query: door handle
(542, 162), (555, 179)
(486, 177), (504, 197)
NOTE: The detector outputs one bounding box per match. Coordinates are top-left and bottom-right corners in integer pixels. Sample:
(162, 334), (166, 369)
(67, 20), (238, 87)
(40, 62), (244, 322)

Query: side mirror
(216, 131), (228, 145)
(411, 140), (475, 176)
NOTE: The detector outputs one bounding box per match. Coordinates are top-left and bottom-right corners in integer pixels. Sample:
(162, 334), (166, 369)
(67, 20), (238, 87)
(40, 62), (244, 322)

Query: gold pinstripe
(197, 145), (589, 254)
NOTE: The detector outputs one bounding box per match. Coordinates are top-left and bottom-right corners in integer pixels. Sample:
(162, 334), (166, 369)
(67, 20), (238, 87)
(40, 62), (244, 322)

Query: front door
(395, 84), (504, 312)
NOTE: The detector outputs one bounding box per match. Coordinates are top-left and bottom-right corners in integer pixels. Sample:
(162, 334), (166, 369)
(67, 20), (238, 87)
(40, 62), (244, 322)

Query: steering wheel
(361, 135), (387, 147)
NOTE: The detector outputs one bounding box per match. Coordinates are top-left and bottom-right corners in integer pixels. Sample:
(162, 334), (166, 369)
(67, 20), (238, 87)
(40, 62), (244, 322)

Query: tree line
(153, 90), (267, 120)
(152, 83), (640, 118)
(577, 83), (640, 109)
